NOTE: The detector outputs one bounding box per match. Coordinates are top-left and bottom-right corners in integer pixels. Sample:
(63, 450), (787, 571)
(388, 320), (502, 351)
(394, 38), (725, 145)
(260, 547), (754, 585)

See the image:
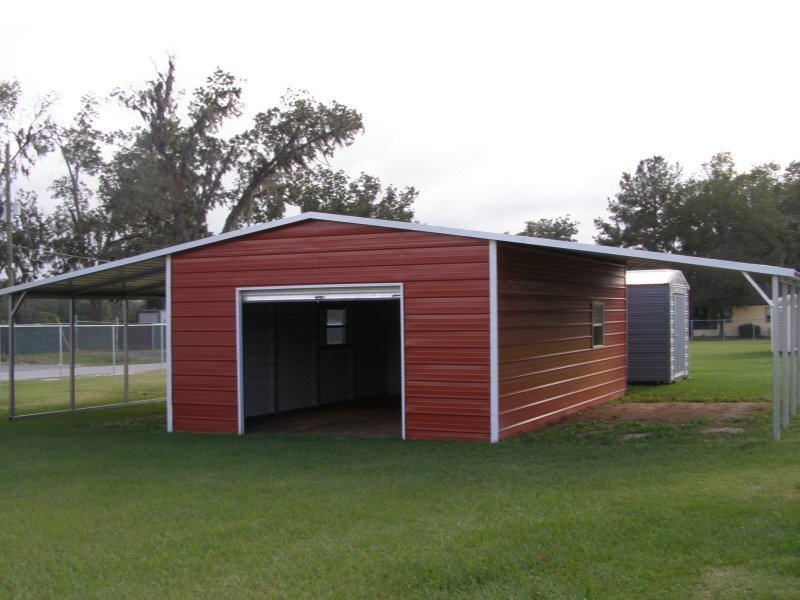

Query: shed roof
(1, 212), (797, 299)
(626, 269), (689, 287)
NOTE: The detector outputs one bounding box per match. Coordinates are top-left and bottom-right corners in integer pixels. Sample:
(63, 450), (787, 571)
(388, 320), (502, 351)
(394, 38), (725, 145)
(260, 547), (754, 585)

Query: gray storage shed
(626, 269), (690, 383)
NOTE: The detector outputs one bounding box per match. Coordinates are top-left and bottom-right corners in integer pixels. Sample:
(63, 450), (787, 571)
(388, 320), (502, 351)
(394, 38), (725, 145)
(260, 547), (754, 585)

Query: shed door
(673, 294), (688, 377)
(238, 284), (404, 436)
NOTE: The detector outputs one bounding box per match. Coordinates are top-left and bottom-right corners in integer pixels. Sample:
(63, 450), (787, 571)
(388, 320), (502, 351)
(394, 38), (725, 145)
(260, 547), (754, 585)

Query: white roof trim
(1, 212), (797, 297)
(626, 269), (688, 286)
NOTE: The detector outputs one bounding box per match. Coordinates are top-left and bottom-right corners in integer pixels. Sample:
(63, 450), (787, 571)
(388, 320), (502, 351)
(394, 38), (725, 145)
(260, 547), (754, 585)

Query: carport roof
(1, 212), (797, 298)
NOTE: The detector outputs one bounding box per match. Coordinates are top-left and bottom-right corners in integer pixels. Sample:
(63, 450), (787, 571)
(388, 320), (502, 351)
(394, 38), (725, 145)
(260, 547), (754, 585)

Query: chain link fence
(0, 322), (167, 417)
(0, 322), (166, 371)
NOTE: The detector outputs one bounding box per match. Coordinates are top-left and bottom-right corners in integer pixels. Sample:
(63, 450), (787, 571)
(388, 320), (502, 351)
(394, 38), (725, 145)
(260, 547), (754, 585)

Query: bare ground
(558, 402), (771, 426)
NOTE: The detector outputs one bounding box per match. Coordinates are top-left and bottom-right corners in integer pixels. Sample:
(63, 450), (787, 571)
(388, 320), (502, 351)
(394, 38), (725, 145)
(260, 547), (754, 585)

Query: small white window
(326, 308), (347, 345)
(591, 302), (604, 348)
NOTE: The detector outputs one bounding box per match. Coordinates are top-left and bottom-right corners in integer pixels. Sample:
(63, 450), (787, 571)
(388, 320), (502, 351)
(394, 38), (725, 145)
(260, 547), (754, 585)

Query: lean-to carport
(2, 252), (168, 419)
(2, 213), (799, 439)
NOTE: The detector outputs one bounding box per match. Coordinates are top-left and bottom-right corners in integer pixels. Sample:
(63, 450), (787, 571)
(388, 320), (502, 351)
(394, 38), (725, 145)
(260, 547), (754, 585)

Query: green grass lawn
(624, 340), (773, 402)
(1, 340), (798, 597)
(3, 370), (166, 416)
(0, 405), (798, 598)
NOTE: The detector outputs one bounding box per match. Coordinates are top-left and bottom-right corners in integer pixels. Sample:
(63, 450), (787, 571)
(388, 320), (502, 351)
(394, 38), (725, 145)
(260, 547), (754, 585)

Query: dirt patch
(559, 402), (770, 426)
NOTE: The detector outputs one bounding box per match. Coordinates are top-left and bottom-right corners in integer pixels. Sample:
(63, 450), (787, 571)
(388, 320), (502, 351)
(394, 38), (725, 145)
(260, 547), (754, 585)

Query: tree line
(0, 59), (417, 285)
(595, 154), (800, 315)
(518, 154), (799, 316)
(3, 60), (796, 320)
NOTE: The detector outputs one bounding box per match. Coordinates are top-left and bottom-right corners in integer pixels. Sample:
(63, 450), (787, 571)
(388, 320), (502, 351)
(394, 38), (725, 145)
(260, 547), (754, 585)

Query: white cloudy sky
(5, 0), (800, 241)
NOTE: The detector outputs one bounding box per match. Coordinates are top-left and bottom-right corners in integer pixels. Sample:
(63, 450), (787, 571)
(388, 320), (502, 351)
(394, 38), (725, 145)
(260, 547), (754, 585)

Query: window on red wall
(591, 302), (605, 347)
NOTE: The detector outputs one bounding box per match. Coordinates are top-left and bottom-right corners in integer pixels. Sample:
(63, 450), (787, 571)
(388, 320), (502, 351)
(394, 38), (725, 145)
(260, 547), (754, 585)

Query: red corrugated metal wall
(497, 243), (627, 439)
(170, 220), (491, 440)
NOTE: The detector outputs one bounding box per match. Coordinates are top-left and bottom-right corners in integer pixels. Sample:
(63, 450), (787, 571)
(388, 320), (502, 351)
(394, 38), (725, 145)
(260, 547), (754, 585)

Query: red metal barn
(167, 215), (626, 441)
(8, 213), (794, 441)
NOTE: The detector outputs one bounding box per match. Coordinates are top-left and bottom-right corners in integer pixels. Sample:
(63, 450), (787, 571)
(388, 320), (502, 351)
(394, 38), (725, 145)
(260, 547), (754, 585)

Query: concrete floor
(246, 398), (401, 438)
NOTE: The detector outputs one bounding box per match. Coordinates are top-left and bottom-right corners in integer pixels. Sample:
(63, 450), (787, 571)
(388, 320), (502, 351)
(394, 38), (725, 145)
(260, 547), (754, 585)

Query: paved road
(0, 362), (166, 381)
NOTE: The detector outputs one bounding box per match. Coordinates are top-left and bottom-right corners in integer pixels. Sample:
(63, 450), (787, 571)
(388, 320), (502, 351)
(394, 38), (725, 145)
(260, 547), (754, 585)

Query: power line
(13, 244), (110, 263)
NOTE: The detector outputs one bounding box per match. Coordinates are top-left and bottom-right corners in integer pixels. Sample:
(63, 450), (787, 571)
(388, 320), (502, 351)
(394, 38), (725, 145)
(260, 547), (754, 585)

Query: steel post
(772, 278), (781, 440)
(784, 286), (791, 428)
(123, 300), (129, 404)
(7, 296), (14, 419)
(69, 298), (76, 411)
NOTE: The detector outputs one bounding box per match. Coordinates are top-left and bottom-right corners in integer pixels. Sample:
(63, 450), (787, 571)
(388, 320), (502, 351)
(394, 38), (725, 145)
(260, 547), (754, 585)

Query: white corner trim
(165, 255), (173, 433)
(236, 288), (245, 435)
(489, 240), (499, 443)
(399, 283), (407, 441)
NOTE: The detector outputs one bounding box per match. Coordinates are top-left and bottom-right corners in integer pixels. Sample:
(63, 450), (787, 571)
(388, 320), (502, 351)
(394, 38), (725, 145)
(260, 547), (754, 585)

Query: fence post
(112, 318), (117, 376)
(123, 301), (129, 404)
(69, 300), (76, 411)
(58, 324), (63, 378)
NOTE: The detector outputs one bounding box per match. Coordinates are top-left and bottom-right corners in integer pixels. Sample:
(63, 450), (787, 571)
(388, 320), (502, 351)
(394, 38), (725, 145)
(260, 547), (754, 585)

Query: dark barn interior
(242, 299), (402, 436)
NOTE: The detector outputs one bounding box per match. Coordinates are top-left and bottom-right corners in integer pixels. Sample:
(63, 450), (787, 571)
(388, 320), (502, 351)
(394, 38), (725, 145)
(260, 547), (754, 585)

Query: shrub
(738, 323), (761, 338)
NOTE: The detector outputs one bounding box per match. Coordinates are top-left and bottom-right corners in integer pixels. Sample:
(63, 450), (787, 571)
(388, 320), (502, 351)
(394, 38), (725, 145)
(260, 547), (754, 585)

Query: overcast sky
(6, 0), (800, 242)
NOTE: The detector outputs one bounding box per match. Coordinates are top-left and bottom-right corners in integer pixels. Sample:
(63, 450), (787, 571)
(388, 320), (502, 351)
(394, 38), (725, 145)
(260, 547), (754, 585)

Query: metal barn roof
(1, 212), (797, 299)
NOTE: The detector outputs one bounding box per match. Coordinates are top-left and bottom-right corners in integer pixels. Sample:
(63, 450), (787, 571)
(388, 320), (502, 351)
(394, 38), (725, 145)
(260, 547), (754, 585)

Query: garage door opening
(238, 286), (403, 437)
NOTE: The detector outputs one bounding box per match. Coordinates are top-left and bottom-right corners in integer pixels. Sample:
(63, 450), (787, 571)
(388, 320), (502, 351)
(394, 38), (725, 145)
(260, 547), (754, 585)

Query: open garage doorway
(237, 285), (403, 437)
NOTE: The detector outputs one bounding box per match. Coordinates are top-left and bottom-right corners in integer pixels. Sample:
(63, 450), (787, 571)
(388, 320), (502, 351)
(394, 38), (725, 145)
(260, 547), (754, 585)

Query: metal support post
(5, 142), (13, 287)
(123, 299), (129, 404)
(0, 322), (3, 395)
(772, 277), (780, 440)
(69, 298), (76, 411)
(6, 291), (26, 419)
(7, 296), (14, 419)
(793, 287), (798, 418)
(58, 324), (64, 378)
(111, 318), (117, 376)
(795, 288), (800, 414)
(784, 285), (791, 429)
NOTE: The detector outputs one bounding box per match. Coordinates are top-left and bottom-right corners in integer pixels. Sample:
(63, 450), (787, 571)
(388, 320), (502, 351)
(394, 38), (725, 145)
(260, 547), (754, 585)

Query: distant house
(692, 303), (771, 338)
(725, 304), (771, 338)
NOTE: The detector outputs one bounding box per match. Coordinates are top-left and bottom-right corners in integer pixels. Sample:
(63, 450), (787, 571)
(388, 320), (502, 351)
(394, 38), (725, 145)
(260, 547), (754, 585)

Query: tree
(245, 166), (416, 224)
(595, 152), (797, 320)
(49, 96), (116, 271)
(0, 80), (56, 286)
(0, 191), (51, 283)
(594, 156), (683, 252)
(223, 92), (365, 231)
(0, 80), (55, 180)
(517, 215), (579, 241)
(677, 154), (787, 316)
(101, 59), (367, 255)
(777, 160), (800, 268)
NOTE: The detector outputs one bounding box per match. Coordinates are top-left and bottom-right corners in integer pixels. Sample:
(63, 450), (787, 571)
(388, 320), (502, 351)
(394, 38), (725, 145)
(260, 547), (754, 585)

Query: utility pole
(4, 142), (12, 287)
